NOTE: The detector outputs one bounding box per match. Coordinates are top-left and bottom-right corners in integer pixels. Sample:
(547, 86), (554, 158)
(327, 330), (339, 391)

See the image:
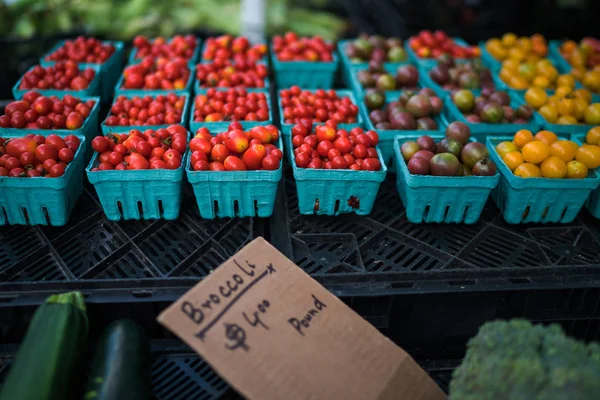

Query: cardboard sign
(158, 237), (445, 400)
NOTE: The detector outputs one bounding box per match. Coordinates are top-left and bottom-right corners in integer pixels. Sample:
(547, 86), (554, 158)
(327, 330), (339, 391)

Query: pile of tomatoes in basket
(291, 121), (382, 171)
(0, 134), (81, 177)
(189, 123), (282, 171)
(280, 86), (359, 125)
(0, 91), (94, 130)
(193, 89), (269, 122)
(90, 124), (188, 171)
(104, 94), (186, 127)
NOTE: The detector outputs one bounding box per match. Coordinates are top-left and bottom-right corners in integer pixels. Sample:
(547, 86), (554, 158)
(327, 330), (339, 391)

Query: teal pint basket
(86, 151), (187, 221)
(393, 135), (499, 223)
(189, 90), (273, 133)
(278, 89), (363, 136)
(40, 40), (126, 101)
(487, 136), (600, 224)
(0, 134), (86, 226)
(101, 92), (191, 134)
(572, 133), (600, 218)
(288, 136), (387, 216)
(407, 38), (474, 69)
(480, 41), (502, 72)
(0, 95), (100, 150)
(128, 37), (201, 66)
(548, 40), (573, 74)
(13, 64), (102, 99)
(186, 136), (283, 219)
(360, 96), (448, 172)
(337, 40), (410, 89)
(271, 46), (338, 89)
(114, 62), (195, 96)
(444, 94), (543, 140)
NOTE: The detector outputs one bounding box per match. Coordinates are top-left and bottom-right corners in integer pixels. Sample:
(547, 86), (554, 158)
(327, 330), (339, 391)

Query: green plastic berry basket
(189, 90), (273, 133)
(101, 92), (191, 134)
(487, 135), (600, 224)
(128, 37), (201, 66)
(337, 39), (410, 89)
(40, 40), (126, 101)
(393, 135), (499, 223)
(0, 134), (86, 226)
(186, 136), (283, 219)
(360, 95), (448, 173)
(114, 62), (195, 96)
(407, 38), (474, 69)
(444, 93), (544, 140)
(572, 132), (600, 219)
(85, 136), (189, 221)
(270, 45), (338, 89)
(288, 135), (387, 216)
(278, 89), (363, 136)
(13, 64), (102, 99)
(0, 95), (100, 154)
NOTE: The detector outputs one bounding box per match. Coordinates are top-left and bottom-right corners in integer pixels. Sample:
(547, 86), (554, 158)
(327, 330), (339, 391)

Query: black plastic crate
(0, 183), (265, 306)
(0, 339), (454, 399)
(2, 167), (600, 306)
(276, 168), (600, 296)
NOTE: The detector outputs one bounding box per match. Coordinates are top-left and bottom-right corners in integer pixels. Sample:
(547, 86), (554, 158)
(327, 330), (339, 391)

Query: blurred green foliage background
(0, 0), (346, 41)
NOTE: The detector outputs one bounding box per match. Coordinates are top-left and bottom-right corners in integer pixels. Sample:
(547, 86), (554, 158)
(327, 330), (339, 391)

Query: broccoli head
(449, 319), (600, 400)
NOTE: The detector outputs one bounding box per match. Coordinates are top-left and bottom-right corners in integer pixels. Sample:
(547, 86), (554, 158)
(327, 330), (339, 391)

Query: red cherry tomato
(209, 161), (225, 171)
(9, 167), (26, 177)
(353, 144), (368, 159)
(108, 151), (123, 166)
(190, 150), (208, 166)
(92, 136), (110, 153)
(98, 161), (113, 170)
(58, 148), (74, 163)
(45, 134), (66, 150)
(127, 153), (150, 170)
(166, 157), (182, 169)
(295, 152), (310, 168)
(5, 138), (37, 157)
(261, 155), (280, 170)
(193, 160), (210, 171)
(19, 152), (35, 167)
(171, 137), (187, 154)
(49, 163), (66, 177)
(135, 141), (152, 158)
(223, 155), (247, 171)
(210, 144), (230, 163)
(363, 157), (382, 171)
(114, 144), (128, 155)
(150, 160), (168, 169)
(4, 157), (21, 170)
(163, 149), (182, 161)
(151, 147), (165, 159)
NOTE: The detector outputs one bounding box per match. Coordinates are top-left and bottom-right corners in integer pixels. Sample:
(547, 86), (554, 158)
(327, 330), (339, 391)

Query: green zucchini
(0, 291), (88, 400)
(84, 319), (151, 400)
